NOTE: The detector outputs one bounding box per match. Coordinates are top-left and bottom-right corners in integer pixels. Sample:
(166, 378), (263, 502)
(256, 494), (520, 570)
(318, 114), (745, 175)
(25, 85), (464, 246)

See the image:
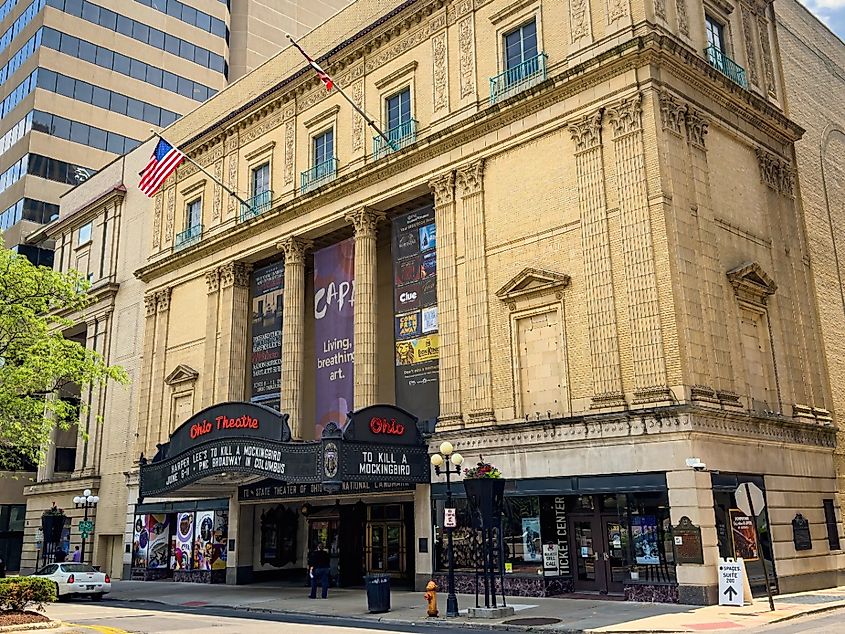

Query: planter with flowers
(41, 504), (67, 546)
(462, 458), (506, 529)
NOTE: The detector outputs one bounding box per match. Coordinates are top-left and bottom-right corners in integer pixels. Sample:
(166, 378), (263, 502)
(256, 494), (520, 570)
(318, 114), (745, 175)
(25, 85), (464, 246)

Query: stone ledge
(0, 620), (61, 632)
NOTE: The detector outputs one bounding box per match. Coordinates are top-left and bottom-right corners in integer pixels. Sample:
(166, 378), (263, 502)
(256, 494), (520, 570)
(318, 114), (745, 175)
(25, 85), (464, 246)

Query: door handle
(603, 552), (610, 561)
(593, 552), (599, 561)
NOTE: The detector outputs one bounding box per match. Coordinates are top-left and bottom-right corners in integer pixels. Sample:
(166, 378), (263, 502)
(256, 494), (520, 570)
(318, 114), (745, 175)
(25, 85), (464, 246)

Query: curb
(0, 620), (62, 632)
(768, 599), (845, 624)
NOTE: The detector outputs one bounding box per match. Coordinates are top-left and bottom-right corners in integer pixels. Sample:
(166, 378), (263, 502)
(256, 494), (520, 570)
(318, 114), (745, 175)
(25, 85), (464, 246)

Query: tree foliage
(0, 248), (127, 469)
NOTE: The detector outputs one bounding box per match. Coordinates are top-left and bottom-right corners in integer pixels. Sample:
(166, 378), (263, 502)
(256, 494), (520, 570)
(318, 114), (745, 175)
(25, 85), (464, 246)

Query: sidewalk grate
(503, 617), (562, 626)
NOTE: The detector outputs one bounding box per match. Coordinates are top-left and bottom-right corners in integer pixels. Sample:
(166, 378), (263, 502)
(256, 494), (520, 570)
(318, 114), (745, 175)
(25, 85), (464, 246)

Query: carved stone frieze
(165, 186), (176, 243)
(212, 159), (223, 220)
(351, 80), (365, 153)
(458, 16), (476, 98)
(241, 112), (283, 146)
(177, 144), (224, 179)
(654, 0), (666, 21)
(756, 147), (794, 196)
(606, 94), (642, 137)
(152, 192), (163, 250)
(757, 15), (777, 97)
(456, 159), (485, 197)
(205, 268), (220, 294)
(365, 25), (432, 73)
(429, 170), (456, 206)
(432, 31), (449, 112)
(224, 135), (238, 153)
(568, 110), (603, 152)
(284, 120), (295, 185)
(607, 0), (629, 23)
(570, 0), (592, 42)
(676, 0), (689, 35)
(219, 262), (252, 289)
(227, 145), (239, 217)
(741, 5), (760, 87)
(448, 0), (473, 24)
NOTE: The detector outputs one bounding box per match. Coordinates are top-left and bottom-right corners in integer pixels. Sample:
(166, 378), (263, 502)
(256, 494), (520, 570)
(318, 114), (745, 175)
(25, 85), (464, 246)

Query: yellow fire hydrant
(424, 580), (439, 617)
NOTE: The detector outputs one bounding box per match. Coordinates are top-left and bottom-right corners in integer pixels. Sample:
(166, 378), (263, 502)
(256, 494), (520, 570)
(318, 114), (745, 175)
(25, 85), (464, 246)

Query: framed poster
(146, 514), (170, 569)
(522, 517), (541, 562)
(730, 509), (759, 561)
(174, 512), (194, 571)
(195, 511), (215, 571)
(632, 515), (660, 565)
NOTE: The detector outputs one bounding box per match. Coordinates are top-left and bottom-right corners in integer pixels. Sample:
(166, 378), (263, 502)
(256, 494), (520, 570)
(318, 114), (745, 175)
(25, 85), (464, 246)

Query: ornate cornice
(568, 109), (603, 152)
(455, 159), (485, 197)
(428, 170), (456, 207)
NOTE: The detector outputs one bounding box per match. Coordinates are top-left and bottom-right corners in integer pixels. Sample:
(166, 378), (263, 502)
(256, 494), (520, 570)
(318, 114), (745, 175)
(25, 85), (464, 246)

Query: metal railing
(300, 157), (338, 194)
(240, 190), (273, 222)
(489, 52), (548, 105)
(373, 118), (418, 160)
(174, 224), (202, 250)
(704, 45), (747, 88)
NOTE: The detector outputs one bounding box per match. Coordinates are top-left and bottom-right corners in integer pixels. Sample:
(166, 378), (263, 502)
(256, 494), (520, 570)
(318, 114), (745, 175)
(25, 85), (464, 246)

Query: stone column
(607, 94), (670, 404)
(134, 293), (159, 460)
(346, 208), (385, 409)
(150, 288), (172, 450)
(37, 396), (58, 482)
(456, 160), (495, 425)
(429, 172), (462, 429)
(216, 262), (252, 401)
(569, 110), (625, 409)
(87, 315), (112, 475)
(202, 269), (221, 406)
(278, 236), (312, 438)
(226, 496), (242, 585)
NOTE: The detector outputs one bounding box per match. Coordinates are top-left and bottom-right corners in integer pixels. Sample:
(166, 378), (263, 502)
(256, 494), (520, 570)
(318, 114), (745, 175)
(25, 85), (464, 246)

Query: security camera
(685, 457), (707, 471)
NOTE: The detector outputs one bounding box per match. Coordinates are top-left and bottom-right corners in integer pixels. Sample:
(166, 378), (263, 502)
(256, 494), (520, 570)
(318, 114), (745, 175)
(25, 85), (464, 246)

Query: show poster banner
(250, 261), (285, 410)
(314, 239), (355, 436)
(392, 207), (439, 423)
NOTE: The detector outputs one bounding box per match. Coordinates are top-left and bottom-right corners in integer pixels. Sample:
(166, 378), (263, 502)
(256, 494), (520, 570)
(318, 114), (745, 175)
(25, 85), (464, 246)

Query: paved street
(42, 600), (845, 634)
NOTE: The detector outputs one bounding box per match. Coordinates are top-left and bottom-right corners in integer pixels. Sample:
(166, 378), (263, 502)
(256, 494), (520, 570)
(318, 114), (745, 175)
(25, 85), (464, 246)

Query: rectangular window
(705, 15), (725, 52)
(77, 221), (92, 245)
(186, 198), (202, 229)
(252, 163), (270, 197)
(313, 129), (334, 167)
(504, 19), (538, 71)
(824, 499), (841, 550)
(386, 88), (411, 131)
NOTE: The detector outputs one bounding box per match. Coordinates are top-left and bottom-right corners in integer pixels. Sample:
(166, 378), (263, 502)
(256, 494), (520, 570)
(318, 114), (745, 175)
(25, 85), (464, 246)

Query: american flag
(288, 37), (334, 92)
(139, 138), (185, 197)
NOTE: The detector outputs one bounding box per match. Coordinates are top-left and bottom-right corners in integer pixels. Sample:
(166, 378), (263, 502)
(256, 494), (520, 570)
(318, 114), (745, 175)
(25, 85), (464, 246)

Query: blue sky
(801, 0), (845, 39)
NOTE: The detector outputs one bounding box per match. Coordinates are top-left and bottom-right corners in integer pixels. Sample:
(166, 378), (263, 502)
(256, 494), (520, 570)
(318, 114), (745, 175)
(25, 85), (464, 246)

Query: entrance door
(366, 522), (405, 575)
(571, 514), (630, 594)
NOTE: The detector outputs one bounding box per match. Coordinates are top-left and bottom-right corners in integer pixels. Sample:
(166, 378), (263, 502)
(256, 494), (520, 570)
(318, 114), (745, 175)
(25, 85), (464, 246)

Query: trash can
(364, 574), (391, 613)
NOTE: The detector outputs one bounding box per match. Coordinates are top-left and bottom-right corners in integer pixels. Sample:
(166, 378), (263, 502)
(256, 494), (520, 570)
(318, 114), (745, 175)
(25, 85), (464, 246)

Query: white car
(31, 563), (111, 600)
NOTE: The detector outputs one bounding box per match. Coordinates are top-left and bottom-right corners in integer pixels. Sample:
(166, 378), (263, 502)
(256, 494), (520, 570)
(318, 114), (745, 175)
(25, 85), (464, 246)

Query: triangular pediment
(496, 268), (571, 300)
(165, 364), (199, 386)
(727, 262), (777, 298)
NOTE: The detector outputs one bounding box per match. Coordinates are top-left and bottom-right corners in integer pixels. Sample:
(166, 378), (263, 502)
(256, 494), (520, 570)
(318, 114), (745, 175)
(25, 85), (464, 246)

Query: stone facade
(26, 0), (843, 602)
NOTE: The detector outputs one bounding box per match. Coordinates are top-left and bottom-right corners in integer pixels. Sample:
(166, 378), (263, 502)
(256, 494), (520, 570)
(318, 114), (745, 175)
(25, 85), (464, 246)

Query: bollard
(424, 580), (439, 617)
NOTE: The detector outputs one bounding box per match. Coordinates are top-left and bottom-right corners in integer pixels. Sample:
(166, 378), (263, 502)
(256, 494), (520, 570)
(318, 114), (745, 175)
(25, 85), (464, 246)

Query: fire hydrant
(424, 580), (439, 617)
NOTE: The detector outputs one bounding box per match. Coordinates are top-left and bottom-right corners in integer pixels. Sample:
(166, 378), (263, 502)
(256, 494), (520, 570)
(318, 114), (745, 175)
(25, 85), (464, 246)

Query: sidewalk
(98, 580), (845, 632)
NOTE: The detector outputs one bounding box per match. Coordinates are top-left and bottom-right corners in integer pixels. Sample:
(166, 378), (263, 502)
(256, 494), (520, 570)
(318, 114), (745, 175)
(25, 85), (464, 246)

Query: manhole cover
(502, 617), (562, 626)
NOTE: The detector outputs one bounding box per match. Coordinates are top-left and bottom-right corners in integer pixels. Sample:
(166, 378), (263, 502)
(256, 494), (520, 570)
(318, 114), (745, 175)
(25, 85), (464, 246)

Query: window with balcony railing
(704, 14), (747, 88)
(302, 129), (337, 193)
(491, 20), (547, 104)
(175, 198), (202, 249)
(241, 190), (273, 221)
(374, 87), (417, 159)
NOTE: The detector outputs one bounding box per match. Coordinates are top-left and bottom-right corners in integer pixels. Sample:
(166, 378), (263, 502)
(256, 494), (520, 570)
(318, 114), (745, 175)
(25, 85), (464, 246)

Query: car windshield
(60, 564), (97, 573)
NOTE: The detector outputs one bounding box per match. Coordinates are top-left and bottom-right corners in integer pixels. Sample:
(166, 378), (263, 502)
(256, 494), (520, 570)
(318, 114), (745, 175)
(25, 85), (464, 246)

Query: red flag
(288, 37), (334, 92)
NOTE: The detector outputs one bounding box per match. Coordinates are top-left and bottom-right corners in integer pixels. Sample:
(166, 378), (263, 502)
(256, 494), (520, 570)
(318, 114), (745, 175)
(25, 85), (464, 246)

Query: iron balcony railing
(704, 45), (748, 89)
(301, 157), (338, 194)
(490, 52), (548, 105)
(174, 224), (202, 250)
(373, 118), (418, 160)
(240, 189), (273, 222)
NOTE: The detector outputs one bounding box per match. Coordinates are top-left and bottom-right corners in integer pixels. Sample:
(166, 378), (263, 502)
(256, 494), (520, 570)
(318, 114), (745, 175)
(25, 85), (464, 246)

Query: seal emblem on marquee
(323, 442), (339, 479)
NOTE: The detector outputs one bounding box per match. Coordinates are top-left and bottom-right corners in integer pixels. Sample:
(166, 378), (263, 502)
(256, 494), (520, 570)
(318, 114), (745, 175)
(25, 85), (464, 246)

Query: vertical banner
(132, 515), (147, 568)
(314, 239), (355, 436)
(174, 512), (194, 571)
(250, 261), (285, 410)
(392, 207), (439, 423)
(147, 514), (170, 569)
(194, 511), (215, 571)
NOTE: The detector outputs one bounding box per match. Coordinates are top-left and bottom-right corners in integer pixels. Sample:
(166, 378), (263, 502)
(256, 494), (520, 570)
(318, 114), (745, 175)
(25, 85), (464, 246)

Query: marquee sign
(139, 403), (429, 499)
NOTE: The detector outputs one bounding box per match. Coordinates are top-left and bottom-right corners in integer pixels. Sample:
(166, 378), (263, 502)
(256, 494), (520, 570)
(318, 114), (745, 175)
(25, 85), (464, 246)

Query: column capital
(428, 170), (455, 206)
(685, 108), (709, 148)
(346, 208), (386, 240)
(568, 109), (603, 153)
(277, 236), (313, 266)
(205, 268), (221, 294)
(606, 93), (643, 138)
(456, 159), (485, 197)
(156, 287), (172, 313)
(658, 90), (687, 136)
(219, 261), (252, 289)
(144, 293), (158, 318)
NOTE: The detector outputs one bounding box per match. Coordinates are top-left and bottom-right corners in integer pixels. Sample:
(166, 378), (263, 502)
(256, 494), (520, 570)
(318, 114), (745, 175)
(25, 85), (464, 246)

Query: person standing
(71, 546), (81, 563)
(307, 542), (331, 599)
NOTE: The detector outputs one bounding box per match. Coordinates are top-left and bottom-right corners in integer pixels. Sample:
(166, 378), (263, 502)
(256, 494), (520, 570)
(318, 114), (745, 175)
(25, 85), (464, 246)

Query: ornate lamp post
(72, 489), (99, 564)
(430, 441), (464, 618)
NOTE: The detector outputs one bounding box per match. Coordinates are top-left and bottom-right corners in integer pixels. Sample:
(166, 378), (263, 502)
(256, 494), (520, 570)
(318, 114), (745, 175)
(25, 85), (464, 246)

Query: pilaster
(568, 110), (625, 409)
(135, 293), (159, 460)
(429, 171), (463, 429)
(456, 160), (495, 426)
(77, 315), (111, 476)
(607, 94), (671, 404)
(202, 269), (221, 406)
(346, 208), (384, 409)
(150, 288), (171, 450)
(216, 262), (252, 402)
(278, 236), (312, 438)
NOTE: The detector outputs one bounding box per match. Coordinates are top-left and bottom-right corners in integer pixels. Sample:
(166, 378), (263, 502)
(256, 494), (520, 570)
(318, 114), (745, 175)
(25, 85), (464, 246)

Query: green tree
(0, 248), (127, 469)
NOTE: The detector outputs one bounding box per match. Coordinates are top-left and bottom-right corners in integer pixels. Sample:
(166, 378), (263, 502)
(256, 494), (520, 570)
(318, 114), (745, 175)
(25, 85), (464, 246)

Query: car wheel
(54, 583), (65, 602)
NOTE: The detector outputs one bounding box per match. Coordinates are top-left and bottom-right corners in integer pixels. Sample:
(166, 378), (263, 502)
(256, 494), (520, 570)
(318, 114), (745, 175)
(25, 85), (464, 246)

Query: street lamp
(72, 489), (99, 564)
(431, 441), (464, 618)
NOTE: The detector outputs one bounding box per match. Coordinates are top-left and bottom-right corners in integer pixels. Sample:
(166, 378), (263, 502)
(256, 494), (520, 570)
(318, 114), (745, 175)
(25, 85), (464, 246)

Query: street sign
(79, 520), (94, 538)
(735, 482), (765, 518)
(444, 508), (456, 528)
(718, 558), (744, 606)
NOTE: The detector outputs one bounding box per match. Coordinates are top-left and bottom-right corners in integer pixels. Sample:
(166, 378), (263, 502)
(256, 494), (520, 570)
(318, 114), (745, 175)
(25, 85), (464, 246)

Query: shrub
(0, 577), (56, 612)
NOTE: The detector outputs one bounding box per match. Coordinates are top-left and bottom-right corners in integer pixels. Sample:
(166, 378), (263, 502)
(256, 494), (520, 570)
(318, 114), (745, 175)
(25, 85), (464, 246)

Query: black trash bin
(364, 574), (391, 613)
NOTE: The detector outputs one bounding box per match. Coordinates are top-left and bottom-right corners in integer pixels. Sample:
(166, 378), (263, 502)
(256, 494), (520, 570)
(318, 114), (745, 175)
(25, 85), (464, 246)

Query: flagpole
(285, 34), (393, 147)
(149, 129), (251, 208)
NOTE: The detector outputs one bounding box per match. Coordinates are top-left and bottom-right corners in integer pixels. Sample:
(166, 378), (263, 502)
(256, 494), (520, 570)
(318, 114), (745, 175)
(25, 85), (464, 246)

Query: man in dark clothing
(307, 542), (331, 599)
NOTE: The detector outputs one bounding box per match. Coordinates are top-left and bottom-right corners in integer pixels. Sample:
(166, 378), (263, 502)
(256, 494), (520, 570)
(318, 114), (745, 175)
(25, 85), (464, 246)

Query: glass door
(366, 522), (406, 576)
(603, 518), (630, 594)
(572, 517), (603, 591)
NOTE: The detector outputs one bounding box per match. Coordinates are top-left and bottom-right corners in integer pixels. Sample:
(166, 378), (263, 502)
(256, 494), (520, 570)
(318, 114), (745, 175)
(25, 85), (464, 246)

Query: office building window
(705, 15), (726, 52)
(77, 221), (92, 245)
